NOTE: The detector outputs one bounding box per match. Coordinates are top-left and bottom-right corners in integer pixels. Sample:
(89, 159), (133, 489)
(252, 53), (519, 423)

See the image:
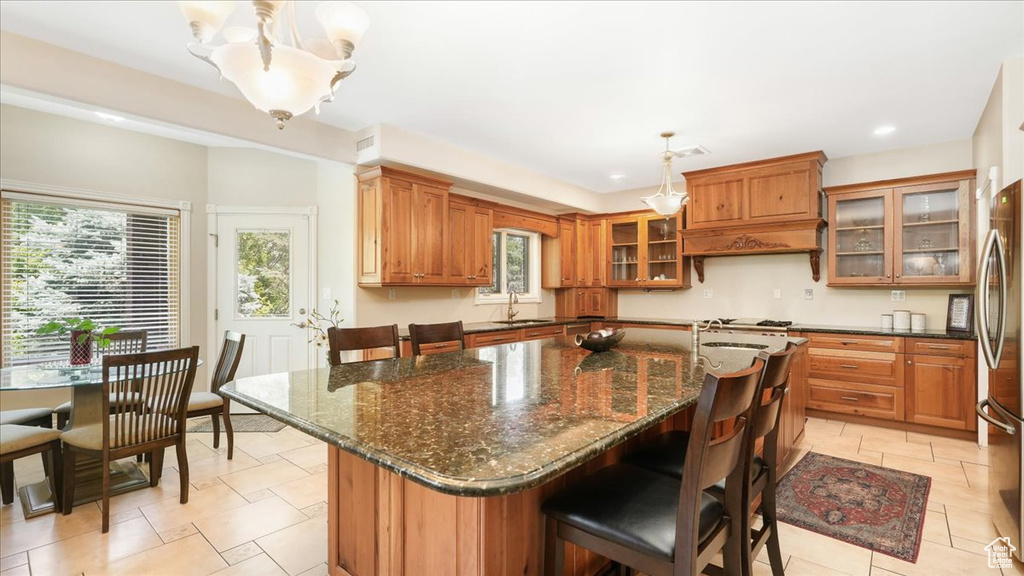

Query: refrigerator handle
(977, 230), (998, 369)
(977, 399), (1016, 435)
(992, 232), (1008, 366)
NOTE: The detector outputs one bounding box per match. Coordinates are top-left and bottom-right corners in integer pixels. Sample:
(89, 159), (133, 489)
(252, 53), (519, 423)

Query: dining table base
(18, 458), (151, 519)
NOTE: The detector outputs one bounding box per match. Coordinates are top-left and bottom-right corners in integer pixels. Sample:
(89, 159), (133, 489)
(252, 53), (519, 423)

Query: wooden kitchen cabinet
(542, 218), (577, 288)
(576, 218), (607, 287)
(826, 170), (976, 287)
(607, 212), (688, 289)
(447, 198), (493, 286)
(358, 167), (452, 286)
(555, 287), (619, 318)
(905, 339), (977, 431)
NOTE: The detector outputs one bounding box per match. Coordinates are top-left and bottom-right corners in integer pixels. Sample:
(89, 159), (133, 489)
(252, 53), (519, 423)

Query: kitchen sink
(701, 342), (770, 350)
(493, 319), (552, 325)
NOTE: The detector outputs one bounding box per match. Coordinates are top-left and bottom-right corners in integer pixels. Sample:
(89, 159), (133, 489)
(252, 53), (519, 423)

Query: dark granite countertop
(396, 316), (700, 340)
(791, 324), (976, 341)
(221, 328), (803, 497)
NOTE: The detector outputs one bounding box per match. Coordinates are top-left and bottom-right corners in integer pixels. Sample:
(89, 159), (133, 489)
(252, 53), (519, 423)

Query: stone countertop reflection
(220, 328), (804, 497)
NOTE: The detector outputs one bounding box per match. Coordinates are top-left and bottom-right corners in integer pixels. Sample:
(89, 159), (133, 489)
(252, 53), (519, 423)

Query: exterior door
(214, 212), (314, 385)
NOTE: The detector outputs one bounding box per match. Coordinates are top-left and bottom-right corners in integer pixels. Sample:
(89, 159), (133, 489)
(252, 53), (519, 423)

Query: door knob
(299, 308), (307, 315)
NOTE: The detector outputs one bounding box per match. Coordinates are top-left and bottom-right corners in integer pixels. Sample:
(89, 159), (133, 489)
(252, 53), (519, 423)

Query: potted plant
(36, 318), (120, 365)
(292, 300), (344, 366)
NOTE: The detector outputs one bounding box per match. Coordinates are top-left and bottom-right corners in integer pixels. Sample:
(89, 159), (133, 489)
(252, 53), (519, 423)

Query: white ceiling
(1, 1), (1021, 193)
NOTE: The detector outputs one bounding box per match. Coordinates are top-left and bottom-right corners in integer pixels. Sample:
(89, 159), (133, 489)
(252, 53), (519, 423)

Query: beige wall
(612, 138), (975, 326)
(0, 104), (209, 409)
(1000, 58), (1023, 187)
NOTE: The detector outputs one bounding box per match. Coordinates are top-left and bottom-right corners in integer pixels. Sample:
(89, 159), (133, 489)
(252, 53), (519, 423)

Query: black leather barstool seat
(542, 464), (724, 561)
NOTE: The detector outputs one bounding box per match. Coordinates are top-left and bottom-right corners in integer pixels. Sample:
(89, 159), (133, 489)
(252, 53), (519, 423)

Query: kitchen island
(221, 328), (805, 576)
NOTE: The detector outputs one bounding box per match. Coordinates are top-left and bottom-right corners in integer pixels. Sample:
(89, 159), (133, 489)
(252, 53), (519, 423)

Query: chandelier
(179, 1), (369, 129)
(641, 132), (690, 217)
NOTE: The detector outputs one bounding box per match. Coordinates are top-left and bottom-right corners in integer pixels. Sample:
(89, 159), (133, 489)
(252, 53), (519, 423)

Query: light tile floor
(0, 416), (1018, 576)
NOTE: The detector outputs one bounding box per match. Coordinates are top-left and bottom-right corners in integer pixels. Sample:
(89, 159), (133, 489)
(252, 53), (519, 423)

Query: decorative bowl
(574, 328), (626, 352)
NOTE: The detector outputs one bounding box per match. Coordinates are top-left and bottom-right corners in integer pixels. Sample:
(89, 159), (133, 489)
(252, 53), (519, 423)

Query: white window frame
(475, 228), (542, 304)
(0, 180), (192, 365)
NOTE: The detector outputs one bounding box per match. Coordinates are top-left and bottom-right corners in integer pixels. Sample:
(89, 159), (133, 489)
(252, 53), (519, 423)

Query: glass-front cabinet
(608, 213), (688, 288)
(826, 172), (975, 287)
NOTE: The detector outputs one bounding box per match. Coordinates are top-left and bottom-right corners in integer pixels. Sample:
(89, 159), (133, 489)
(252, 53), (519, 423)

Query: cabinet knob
(907, 360), (912, 365)
(886, 274), (891, 278)
(896, 274), (901, 278)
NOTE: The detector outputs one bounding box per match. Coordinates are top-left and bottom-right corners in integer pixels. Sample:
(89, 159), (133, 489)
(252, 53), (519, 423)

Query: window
(1, 192), (182, 366)
(476, 229), (541, 303)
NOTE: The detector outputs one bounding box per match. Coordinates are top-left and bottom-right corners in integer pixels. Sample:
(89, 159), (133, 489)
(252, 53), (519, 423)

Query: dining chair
(0, 408), (54, 502)
(0, 424), (63, 508)
(623, 344), (798, 576)
(408, 321), (465, 355)
(327, 324), (400, 365)
(54, 330), (149, 429)
(542, 358), (765, 576)
(185, 331), (245, 459)
(60, 346), (199, 533)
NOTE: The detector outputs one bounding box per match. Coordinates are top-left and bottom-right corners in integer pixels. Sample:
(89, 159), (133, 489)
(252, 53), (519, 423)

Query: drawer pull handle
(927, 345), (950, 350)
(840, 396), (860, 402)
(840, 341), (859, 345)
(840, 364), (859, 369)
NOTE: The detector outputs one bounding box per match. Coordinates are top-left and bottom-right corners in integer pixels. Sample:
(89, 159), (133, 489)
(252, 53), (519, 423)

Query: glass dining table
(1, 358), (202, 517)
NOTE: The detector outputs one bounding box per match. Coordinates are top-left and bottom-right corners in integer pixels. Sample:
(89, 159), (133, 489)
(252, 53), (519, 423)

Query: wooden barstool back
(408, 321), (465, 355)
(327, 325), (401, 365)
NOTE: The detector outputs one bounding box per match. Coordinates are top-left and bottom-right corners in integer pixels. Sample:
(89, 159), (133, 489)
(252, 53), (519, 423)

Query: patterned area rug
(187, 414), (286, 433)
(776, 451), (931, 562)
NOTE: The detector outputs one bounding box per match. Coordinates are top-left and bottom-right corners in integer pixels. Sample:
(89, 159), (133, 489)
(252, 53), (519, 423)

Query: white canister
(893, 310), (911, 331)
(881, 314), (894, 329)
(911, 313), (926, 332)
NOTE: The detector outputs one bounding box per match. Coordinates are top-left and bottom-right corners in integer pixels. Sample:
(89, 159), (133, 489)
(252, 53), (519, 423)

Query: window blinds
(1, 193), (181, 366)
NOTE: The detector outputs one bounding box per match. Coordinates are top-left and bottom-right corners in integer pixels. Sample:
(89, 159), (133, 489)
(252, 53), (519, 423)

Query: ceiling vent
(356, 135), (375, 152)
(672, 145), (710, 158)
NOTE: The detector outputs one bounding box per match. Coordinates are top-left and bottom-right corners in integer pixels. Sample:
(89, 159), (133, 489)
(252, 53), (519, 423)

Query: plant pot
(69, 330), (93, 365)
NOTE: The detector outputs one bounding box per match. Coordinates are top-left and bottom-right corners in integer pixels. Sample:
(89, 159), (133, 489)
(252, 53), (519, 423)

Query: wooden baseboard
(806, 409), (977, 441)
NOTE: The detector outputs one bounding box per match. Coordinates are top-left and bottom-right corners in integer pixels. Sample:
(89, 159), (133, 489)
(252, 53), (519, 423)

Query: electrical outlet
(388, 288), (396, 300)
(773, 288), (782, 300)
(451, 289), (460, 299)
(804, 288), (814, 300)
(891, 290), (906, 302)
(703, 289), (714, 299)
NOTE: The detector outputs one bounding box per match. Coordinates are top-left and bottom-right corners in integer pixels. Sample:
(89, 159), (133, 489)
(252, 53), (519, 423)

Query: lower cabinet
(795, 331), (977, 432)
(463, 325), (567, 349)
(554, 287), (618, 318)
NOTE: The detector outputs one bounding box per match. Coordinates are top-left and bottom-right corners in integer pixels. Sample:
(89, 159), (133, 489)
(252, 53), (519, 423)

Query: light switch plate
(703, 289), (714, 299)
(322, 287), (332, 300)
(773, 288), (782, 299)
(451, 289), (460, 299)
(804, 289), (814, 300)
(891, 290), (906, 302)
(388, 288), (396, 300)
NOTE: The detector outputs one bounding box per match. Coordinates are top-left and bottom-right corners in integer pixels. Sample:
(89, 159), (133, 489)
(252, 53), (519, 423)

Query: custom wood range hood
(681, 151), (828, 282)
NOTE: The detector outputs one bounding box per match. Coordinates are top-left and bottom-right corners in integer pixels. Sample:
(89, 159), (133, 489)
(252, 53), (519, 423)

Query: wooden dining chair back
(60, 346), (199, 533)
(408, 321), (465, 355)
(542, 358), (764, 576)
(327, 325), (400, 365)
(674, 357), (765, 576)
(187, 331), (245, 459)
(731, 343), (799, 576)
(55, 330), (149, 429)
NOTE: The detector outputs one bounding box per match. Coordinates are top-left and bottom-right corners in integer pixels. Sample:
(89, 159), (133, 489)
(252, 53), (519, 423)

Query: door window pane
(236, 231), (291, 318)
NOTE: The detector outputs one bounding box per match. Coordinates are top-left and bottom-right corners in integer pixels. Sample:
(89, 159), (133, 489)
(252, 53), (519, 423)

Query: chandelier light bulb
(178, 1), (236, 43)
(316, 1), (370, 58)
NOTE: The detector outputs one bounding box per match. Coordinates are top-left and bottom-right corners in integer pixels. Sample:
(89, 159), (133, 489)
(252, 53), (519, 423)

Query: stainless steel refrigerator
(976, 179), (1022, 558)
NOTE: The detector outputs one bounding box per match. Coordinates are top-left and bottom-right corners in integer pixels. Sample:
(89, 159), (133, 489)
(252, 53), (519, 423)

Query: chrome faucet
(691, 319), (723, 347)
(507, 291), (519, 322)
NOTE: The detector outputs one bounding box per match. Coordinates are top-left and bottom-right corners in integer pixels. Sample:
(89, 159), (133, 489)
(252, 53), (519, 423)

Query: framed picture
(946, 294), (974, 332)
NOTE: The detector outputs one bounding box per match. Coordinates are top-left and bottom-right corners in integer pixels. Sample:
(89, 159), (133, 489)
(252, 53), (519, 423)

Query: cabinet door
(905, 353), (976, 430)
(575, 219), (591, 286)
(588, 220), (606, 286)
(469, 206), (493, 286)
(827, 189), (893, 285)
(575, 289), (588, 317)
(587, 288), (605, 317)
(384, 179), (416, 284)
(447, 201), (471, 285)
(558, 220), (576, 287)
(748, 167), (813, 221)
(688, 177), (745, 228)
(413, 184), (448, 284)
(608, 218), (641, 287)
(643, 214), (683, 287)
(894, 180), (974, 285)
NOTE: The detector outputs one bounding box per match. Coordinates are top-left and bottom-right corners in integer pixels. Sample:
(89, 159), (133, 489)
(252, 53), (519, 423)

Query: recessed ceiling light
(873, 126), (896, 136)
(609, 174), (626, 180)
(94, 112), (125, 123)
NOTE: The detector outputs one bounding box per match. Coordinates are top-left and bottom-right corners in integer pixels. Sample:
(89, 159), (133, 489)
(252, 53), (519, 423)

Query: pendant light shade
(641, 132), (690, 217)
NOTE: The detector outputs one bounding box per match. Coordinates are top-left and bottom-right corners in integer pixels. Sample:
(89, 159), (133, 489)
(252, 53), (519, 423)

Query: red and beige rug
(776, 451), (931, 562)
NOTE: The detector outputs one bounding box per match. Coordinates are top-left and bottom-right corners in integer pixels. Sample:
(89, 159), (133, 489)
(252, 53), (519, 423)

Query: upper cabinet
(542, 218), (578, 288)
(826, 170), (976, 287)
(682, 152), (827, 283)
(607, 212), (689, 289)
(448, 198), (493, 286)
(576, 219), (607, 287)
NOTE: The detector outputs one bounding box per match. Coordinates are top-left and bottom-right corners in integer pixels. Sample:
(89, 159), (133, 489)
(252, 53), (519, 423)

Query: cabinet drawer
(803, 333), (903, 353)
(806, 379), (904, 420)
(416, 341), (465, 355)
(906, 338), (973, 357)
(522, 325), (565, 341)
(807, 349), (902, 386)
(465, 330), (521, 347)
